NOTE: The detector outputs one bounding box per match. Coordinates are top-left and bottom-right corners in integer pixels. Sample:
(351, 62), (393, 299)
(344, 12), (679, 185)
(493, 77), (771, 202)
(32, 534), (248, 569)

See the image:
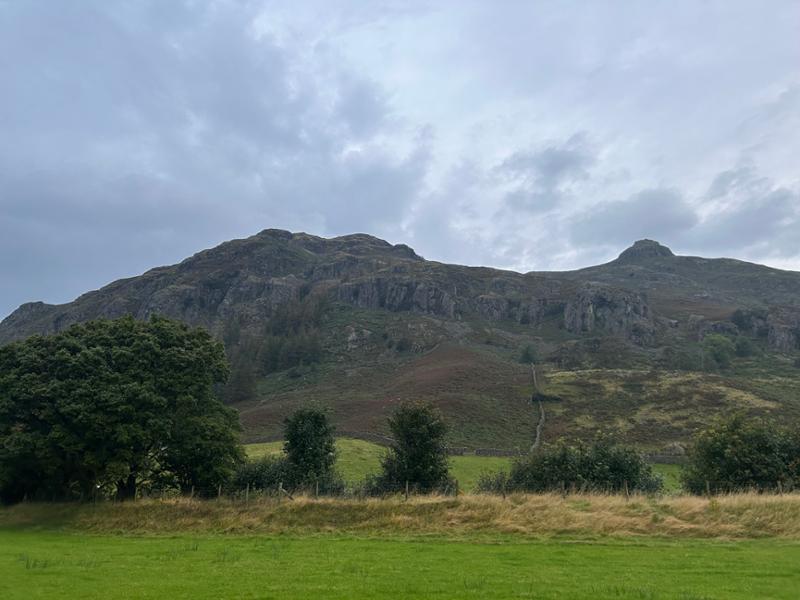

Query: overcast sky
(1, 1), (798, 319)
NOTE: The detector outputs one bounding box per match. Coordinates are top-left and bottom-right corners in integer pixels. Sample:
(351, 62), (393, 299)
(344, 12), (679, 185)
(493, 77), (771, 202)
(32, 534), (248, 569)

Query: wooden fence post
(405, 480), (409, 501)
(245, 483), (250, 505)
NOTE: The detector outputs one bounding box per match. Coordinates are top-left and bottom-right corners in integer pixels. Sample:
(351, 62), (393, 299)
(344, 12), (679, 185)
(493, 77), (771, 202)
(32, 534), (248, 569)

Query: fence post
(315, 480), (319, 499)
(705, 480), (711, 498)
(190, 485), (194, 499)
(777, 481), (783, 496)
(405, 480), (409, 501)
(245, 483), (250, 505)
(624, 480), (630, 501)
(217, 484), (222, 500)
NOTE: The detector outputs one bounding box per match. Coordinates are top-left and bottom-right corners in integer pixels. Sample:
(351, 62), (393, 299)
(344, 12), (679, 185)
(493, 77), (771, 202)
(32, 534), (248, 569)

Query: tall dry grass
(3, 493), (800, 539)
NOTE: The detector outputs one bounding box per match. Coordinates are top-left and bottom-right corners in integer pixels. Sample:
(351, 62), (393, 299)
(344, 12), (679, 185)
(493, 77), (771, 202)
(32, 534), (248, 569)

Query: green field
(247, 438), (512, 491)
(2, 530), (798, 599)
(247, 438), (684, 493)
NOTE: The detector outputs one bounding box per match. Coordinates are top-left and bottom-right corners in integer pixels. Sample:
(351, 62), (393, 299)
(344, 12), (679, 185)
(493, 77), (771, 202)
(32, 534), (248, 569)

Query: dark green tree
(0, 316), (244, 503)
(283, 407), (336, 485)
(377, 401), (451, 493)
(519, 344), (537, 364)
(682, 414), (798, 494)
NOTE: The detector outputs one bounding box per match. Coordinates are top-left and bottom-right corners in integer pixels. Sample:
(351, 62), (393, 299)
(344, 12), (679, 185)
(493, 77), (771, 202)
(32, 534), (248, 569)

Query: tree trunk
(115, 473), (137, 501)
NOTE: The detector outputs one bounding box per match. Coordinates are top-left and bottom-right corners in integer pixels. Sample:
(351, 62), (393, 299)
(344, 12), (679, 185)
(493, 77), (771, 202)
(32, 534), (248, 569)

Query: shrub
(734, 336), (757, 357)
(478, 437), (662, 494)
(231, 455), (292, 492)
(682, 414), (799, 494)
(702, 334), (736, 370)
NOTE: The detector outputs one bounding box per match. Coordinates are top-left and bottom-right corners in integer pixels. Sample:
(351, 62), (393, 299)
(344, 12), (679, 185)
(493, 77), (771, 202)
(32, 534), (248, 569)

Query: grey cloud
(0, 0), (427, 317)
(497, 135), (596, 213)
(570, 189), (699, 246)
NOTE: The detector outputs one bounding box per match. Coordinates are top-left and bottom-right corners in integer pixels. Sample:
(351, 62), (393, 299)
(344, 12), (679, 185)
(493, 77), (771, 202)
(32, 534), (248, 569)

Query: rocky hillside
(2, 230), (799, 449)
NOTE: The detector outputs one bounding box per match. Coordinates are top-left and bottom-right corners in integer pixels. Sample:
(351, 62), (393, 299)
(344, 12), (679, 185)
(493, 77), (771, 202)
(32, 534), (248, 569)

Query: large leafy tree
(0, 316), (244, 502)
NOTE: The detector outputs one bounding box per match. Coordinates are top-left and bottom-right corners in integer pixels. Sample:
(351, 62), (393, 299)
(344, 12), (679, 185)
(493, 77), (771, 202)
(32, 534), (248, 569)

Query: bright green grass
(2, 530), (799, 599)
(652, 463), (683, 493)
(246, 438), (511, 491)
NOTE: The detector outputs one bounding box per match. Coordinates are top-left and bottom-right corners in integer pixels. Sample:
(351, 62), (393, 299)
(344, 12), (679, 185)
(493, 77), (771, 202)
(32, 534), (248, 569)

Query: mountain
(3, 230), (800, 450)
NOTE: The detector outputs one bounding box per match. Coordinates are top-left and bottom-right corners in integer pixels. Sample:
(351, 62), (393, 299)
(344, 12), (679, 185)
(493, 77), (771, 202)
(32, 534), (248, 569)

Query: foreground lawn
(246, 438), (512, 491)
(2, 530), (798, 599)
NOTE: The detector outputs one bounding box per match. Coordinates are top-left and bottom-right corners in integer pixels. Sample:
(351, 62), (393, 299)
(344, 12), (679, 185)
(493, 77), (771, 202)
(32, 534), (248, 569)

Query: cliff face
(563, 285), (655, 345)
(2, 231), (799, 355)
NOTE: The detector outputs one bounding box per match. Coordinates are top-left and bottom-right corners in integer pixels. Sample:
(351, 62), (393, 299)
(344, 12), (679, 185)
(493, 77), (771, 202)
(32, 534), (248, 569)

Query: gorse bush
(682, 414), (800, 494)
(478, 437), (662, 494)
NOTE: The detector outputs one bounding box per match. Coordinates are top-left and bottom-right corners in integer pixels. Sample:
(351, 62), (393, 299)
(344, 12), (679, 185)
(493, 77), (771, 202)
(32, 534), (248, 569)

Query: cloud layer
(1, 0), (798, 318)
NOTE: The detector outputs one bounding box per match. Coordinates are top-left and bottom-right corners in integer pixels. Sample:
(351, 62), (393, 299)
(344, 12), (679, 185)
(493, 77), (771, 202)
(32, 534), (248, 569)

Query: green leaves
(0, 315), (243, 502)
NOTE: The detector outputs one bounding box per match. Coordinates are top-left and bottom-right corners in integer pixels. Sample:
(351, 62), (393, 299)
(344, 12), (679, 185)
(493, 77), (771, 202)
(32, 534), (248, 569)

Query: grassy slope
(246, 439), (512, 492)
(236, 323), (800, 451)
(2, 530), (799, 599)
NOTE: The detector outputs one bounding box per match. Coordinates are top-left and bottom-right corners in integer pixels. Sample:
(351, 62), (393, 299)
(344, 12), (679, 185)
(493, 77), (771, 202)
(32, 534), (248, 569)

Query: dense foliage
(682, 414), (800, 494)
(374, 401), (452, 493)
(283, 407), (337, 484)
(0, 316), (244, 503)
(479, 437), (662, 494)
(232, 407), (342, 495)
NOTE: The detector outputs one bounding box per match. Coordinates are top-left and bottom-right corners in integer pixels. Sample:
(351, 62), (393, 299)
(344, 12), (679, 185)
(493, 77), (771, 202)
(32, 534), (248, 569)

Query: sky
(1, 0), (799, 319)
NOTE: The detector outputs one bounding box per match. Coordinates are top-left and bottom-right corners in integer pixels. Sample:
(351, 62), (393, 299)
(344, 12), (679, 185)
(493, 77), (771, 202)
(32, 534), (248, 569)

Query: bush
(232, 455), (344, 495)
(231, 455), (292, 492)
(682, 414), (799, 494)
(734, 336), (757, 357)
(478, 437), (662, 494)
(702, 334), (736, 370)
(373, 401), (452, 493)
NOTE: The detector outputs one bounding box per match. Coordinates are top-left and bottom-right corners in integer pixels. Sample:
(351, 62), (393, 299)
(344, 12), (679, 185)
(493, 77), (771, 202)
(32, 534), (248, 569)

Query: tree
(734, 335), (756, 358)
(376, 401), (451, 493)
(519, 344), (537, 364)
(283, 407), (336, 485)
(682, 414), (798, 494)
(702, 334), (736, 370)
(0, 316), (244, 503)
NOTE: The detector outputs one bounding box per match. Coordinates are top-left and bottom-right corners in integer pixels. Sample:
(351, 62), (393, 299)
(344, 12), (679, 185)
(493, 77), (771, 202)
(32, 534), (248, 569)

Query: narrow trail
(529, 363), (545, 453)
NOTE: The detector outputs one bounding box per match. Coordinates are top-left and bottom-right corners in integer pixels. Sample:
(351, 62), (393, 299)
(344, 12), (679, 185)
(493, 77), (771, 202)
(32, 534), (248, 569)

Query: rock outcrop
(563, 285), (655, 345)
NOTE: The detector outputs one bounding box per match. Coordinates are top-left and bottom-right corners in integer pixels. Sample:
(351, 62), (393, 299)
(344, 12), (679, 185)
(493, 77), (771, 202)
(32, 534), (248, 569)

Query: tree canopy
(0, 316), (244, 503)
(376, 401), (451, 493)
(283, 407), (337, 485)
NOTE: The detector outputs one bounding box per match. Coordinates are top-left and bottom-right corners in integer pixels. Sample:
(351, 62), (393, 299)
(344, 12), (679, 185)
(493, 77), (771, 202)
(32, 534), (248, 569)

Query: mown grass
(2, 529), (799, 599)
(246, 438), (512, 491)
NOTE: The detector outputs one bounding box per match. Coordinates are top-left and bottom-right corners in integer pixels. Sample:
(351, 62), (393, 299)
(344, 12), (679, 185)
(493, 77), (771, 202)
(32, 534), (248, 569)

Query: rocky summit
(2, 230), (800, 449)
